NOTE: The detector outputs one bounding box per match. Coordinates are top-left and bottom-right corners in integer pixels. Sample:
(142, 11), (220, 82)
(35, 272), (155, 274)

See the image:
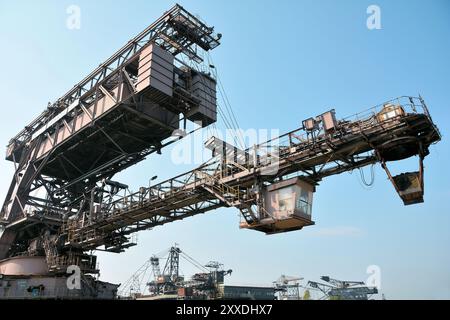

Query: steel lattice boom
(0, 4), (441, 277)
(0, 4), (222, 267)
(59, 96), (440, 255)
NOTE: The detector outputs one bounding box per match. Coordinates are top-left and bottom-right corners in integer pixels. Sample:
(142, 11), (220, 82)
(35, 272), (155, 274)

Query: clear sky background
(0, 0), (449, 299)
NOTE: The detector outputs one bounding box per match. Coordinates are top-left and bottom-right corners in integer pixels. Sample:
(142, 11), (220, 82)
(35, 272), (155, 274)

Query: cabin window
(278, 187), (294, 213)
(296, 188), (312, 216)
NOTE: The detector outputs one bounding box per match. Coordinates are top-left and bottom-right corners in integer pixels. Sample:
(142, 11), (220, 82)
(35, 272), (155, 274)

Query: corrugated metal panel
(136, 44), (174, 96)
(186, 72), (217, 126)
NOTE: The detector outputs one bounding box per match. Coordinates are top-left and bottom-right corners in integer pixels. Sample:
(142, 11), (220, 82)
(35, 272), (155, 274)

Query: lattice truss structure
(0, 4), (441, 275)
(0, 4), (222, 270)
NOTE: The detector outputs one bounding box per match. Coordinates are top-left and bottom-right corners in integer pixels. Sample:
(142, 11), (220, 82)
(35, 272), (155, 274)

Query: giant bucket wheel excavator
(0, 4), (441, 299)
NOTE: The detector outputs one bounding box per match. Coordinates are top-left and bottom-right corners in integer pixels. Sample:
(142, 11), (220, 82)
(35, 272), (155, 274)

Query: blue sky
(0, 0), (449, 299)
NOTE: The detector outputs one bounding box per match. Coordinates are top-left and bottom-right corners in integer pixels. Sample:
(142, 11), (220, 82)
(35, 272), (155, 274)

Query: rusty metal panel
(42, 137), (53, 155)
(55, 127), (63, 145)
(393, 172), (424, 205)
(136, 44), (174, 96)
(321, 110), (337, 132)
(303, 118), (316, 131)
(137, 102), (179, 130)
(187, 72), (217, 125)
(264, 178), (315, 220)
(142, 57), (173, 78)
(33, 82), (138, 161)
(0, 256), (48, 276)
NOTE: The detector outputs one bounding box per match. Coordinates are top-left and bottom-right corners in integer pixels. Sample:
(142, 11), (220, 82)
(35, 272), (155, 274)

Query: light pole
(149, 175), (158, 200)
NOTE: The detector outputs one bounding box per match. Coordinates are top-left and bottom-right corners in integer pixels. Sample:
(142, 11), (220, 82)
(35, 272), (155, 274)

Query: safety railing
(63, 96), (439, 236)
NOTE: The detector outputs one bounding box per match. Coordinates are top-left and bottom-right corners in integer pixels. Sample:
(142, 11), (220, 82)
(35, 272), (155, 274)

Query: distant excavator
(308, 276), (378, 300)
(0, 4), (441, 299)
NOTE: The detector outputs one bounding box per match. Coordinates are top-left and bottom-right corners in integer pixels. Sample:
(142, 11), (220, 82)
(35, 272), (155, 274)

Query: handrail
(8, 3), (221, 146)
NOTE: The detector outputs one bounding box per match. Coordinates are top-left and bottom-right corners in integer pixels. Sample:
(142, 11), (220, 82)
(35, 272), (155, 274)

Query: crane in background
(274, 275), (303, 300)
(119, 244), (232, 299)
(147, 245), (184, 296)
(118, 245), (184, 298)
(308, 276), (378, 300)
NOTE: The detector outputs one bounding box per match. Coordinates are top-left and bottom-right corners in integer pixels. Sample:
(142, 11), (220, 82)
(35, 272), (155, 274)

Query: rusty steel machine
(0, 4), (441, 299)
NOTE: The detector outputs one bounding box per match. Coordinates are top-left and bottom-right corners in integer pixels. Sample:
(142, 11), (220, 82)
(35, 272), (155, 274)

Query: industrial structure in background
(307, 276), (378, 300)
(0, 4), (441, 299)
(273, 275), (303, 300)
(119, 245), (379, 300)
(118, 245), (274, 300)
